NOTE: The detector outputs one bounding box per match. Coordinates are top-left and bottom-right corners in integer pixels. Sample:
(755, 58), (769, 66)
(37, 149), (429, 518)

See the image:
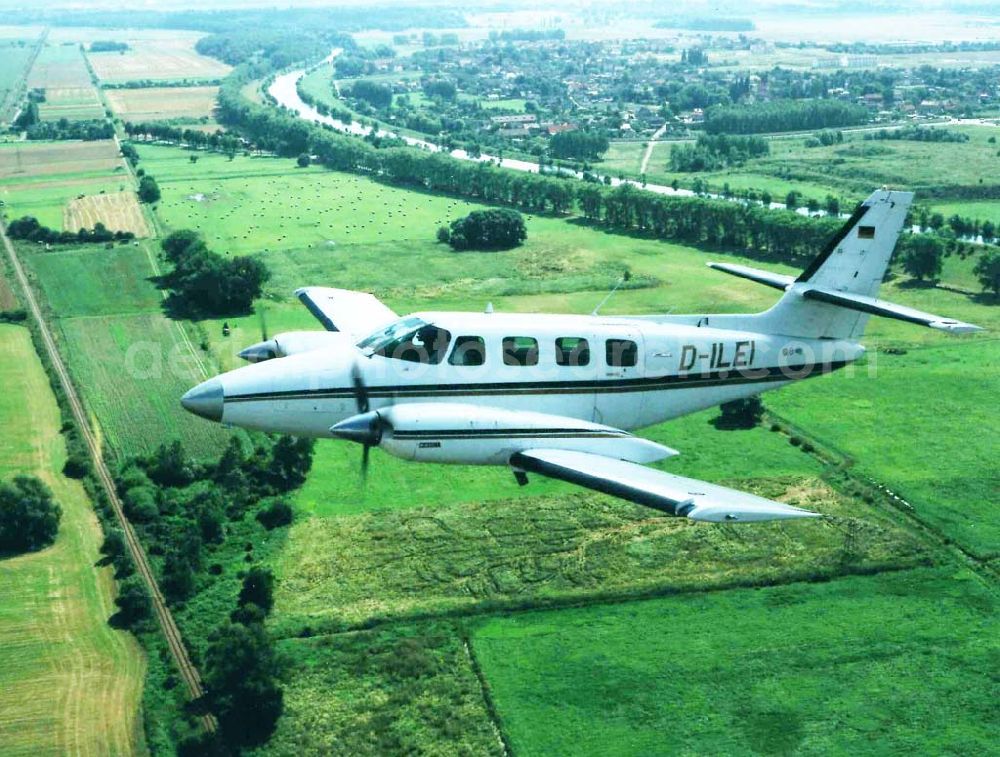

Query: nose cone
(181, 377), (224, 422)
(330, 411), (380, 445)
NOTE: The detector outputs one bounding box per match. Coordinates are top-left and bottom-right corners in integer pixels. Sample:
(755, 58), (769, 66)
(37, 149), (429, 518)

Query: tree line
(6, 216), (136, 245)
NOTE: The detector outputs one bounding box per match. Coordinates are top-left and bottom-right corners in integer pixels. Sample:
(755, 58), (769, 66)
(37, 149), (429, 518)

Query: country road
(0, 221), (215, 733)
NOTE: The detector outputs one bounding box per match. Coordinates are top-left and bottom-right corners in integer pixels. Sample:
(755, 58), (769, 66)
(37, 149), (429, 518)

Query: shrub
(256, 499), (293, 530)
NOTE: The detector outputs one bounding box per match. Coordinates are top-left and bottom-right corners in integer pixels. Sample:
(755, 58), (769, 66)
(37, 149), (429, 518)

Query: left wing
(296, 286), (398, 339)
(510, 448), (819, 522)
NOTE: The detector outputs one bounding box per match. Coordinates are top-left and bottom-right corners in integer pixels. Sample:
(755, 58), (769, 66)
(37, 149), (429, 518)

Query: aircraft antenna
(591, 270), (631, 316)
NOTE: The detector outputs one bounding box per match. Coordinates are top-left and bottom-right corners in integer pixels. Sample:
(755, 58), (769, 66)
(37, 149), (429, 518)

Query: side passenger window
(555, 337), (590, 367)
(502, 336), (539, 366)
(606, 339), (637, 368)
(449, 336), (486, 366)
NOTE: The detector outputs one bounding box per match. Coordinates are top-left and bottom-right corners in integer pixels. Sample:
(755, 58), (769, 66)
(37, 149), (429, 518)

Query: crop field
(0, 324), (145, 754)
(0, 140), (130, 229)
(64, 190), (150, 237)
(0, 39), (35, 124)
(22, 242), (233, 460)
(104, 85), (219, 122)
(27, 43), (104, 121)
(86, 38), (231, 83)
(472, 567), (998, 755)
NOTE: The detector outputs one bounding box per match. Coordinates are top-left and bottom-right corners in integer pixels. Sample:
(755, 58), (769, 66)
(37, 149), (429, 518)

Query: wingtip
(686, 503), (821, 523)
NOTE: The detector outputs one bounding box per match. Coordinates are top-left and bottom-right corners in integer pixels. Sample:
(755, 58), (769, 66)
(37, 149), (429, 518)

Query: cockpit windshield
(357, 317), (452, 364)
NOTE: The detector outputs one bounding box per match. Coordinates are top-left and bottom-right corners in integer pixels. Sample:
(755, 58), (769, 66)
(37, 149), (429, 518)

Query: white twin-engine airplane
(182, 190), (980, 522)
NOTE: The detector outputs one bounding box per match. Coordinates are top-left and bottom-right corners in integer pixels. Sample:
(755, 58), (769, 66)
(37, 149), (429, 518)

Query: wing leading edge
(510, 448), (819, 522)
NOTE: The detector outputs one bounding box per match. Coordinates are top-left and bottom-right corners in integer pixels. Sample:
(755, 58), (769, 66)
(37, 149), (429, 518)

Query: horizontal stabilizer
(801, 287), (982, 334)
(510, 449), (820, 522)
(707, 262), (794, 291)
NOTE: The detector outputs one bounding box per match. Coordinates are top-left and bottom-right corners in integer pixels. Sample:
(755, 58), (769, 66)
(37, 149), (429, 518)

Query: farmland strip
(0, 219), (215, 733)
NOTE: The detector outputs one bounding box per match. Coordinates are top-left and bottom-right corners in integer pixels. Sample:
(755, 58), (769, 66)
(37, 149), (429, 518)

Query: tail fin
(712, 189), (980, 339)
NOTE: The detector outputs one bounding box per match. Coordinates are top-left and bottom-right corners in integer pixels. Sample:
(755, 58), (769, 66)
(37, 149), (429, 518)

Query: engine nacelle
(239, 331), (352, 362)
(330, 403), (678, 466)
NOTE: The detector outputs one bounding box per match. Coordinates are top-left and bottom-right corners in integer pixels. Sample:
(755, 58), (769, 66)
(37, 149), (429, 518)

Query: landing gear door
(594, 329), (644, 427)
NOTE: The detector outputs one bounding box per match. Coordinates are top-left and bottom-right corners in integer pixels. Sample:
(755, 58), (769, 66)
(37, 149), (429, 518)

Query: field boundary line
(0, 220), (215, 733)
(462, 634), (513, 757)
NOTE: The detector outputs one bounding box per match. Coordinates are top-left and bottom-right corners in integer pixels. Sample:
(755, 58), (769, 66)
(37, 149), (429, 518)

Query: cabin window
(368, 322), (452, 364)
(449, 336), (487, 366)
(555, 337), (590, 367)
(606, 339), (638, 368)
(502, 336), (539, 366)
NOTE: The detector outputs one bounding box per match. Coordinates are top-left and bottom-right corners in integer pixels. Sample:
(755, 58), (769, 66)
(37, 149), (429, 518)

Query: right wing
(510, 448), (819, 522)
(295, 286), (398, 339)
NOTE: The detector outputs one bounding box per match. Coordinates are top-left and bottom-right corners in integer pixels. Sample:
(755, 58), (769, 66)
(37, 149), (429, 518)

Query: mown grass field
(472, 567), (998, 756)
(105, 85), (219, 122)
(23, 242), (234, 460)
(64, 190), (150, 237)
(0, 140), (130, 229)
(27, 43), (104, 121)
(0, 324), (145, 754)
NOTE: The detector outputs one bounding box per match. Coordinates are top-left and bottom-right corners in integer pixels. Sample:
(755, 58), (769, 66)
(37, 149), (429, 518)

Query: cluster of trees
(864, 127), (969, 143)
(680, 48), (708, 65)
(549, 130), (610, 161)
(422, 79), (457, 101)
(89, 40), (128, 52)
(26, 119), (115, 141)
(12, 101), (38, 130)
(6, 216), (135, 245)
(441, 208), (527, 251)
(704, 99), (868, 134)
(0, 475), (61, 554)
(669, 133), (769, 171)
(159, 230), (270, 316)
(974, 250), (1000, 295)
(349, 80), (393, 109)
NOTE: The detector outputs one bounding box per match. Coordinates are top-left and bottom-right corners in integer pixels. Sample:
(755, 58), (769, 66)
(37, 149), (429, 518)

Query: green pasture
(472, 566), (998, 756)
(0, 324), (144, 753)
(929, 199), (1000, 226)
(271, 406), (930, 634)
(601, 140), (647, 176)
(0, 176), (131, 229)
(22, 242), (234, 460)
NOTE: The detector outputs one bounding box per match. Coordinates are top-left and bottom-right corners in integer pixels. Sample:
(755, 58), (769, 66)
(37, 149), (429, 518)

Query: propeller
(331, 361), (388, 483)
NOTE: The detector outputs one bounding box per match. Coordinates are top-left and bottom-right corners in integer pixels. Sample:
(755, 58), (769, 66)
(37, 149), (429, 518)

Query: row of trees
(122, 122), (244, 157)
(6, 216), (136, 245)
(549, 130), (610, 161)
(159, 230), (270, 317)
(864, 126), (970, 143)
(669, 133), (769, 171)
(704, 99), (868, 134)
(26, 119), (115, 141)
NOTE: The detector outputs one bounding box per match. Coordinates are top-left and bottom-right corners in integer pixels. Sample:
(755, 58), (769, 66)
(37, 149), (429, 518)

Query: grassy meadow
(0, 324), (145, 754)
(0, 39), (34, 123)
(472, 567), (998, 756)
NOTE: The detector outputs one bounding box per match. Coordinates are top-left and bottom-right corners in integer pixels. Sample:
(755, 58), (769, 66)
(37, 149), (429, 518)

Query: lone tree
(973, 248), (1000, 295)
(901, 235), (944, 282)
(138, 174), (161, 204)
(0, 475), (61, 554)
(448, 208), (527, 251)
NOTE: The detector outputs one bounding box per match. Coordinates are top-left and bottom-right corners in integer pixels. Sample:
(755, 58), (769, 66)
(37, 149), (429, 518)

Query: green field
(643, 126), (1000, 206)
(0, 324), (145, 753)
(23, 242), (234, 460)
(472, 567), (998, 755)
(601, 140), (647, 176)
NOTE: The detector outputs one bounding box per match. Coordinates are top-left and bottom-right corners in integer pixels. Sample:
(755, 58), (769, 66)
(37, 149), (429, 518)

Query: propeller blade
(361, 444), (370, 483)
(351, 362), (370, 414)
